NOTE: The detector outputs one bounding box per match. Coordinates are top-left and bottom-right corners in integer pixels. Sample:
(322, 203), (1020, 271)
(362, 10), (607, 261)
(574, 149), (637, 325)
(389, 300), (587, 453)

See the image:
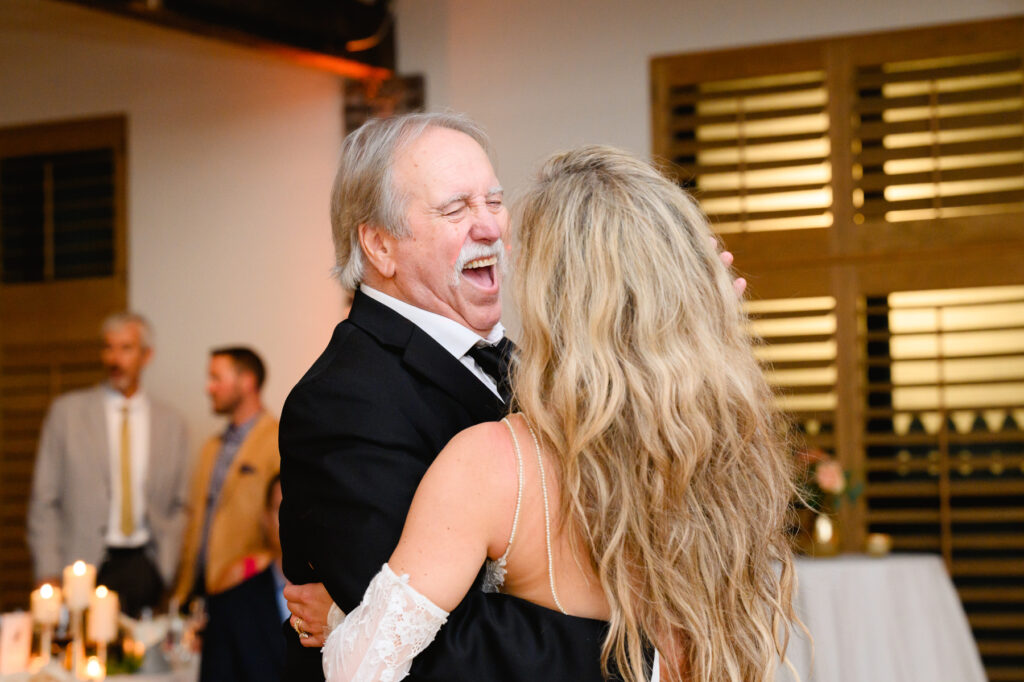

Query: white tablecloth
(108, 666), (196, 682)
(778, 554), (986, 682)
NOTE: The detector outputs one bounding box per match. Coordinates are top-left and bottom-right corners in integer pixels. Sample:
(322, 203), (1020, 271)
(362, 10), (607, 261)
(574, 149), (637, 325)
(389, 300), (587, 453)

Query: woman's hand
(285, 581), (334, 648)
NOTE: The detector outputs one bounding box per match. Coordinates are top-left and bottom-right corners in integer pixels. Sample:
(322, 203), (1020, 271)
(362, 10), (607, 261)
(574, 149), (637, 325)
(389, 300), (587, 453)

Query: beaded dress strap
(498, 417), (525, 565)
(505, 414), (566, 615)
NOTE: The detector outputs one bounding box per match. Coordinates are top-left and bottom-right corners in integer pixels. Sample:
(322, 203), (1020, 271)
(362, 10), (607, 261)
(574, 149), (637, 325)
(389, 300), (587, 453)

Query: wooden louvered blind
(864, 286), (1024, 678)
(668, 71), (832, 233)
(854, 52), (1024, 224)
(748, 296), (838, 450)
(0, 344), (106, 610)
(1, 148), (117, 283)
(0, 116), (126, 611)
(653, 16), (1024, 682)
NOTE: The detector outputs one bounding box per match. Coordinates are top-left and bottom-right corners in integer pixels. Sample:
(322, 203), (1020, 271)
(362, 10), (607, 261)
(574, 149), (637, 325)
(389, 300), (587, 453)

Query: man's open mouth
(461, 256), (498, 288)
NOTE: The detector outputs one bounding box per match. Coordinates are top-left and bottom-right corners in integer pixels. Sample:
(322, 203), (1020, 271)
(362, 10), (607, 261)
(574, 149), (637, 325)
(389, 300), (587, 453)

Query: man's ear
(238, 370), (257, 396)
(358, 223), (398, 279)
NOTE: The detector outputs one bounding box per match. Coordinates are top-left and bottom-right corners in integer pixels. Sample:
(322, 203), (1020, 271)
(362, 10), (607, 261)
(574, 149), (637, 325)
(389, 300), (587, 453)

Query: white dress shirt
(103, 386), (151, 547)
(360, 285), (506, 400)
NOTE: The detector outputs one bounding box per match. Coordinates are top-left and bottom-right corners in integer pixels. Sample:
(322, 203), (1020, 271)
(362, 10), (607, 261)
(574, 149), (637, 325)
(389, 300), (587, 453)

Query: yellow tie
(120, 404), (134, 536)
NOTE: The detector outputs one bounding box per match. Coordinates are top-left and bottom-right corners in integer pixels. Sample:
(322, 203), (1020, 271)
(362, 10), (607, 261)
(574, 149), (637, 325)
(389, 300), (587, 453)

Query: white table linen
(778, 554), (986, 682)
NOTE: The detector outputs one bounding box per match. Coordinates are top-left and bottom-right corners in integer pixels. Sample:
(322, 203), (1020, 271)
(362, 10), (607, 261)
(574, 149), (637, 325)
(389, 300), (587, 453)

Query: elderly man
(28, 313), (190, 617)
(278, 113), (610, 681)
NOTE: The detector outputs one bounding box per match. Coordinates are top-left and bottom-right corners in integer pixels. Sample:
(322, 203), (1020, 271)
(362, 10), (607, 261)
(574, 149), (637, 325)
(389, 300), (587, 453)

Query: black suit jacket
(279, 291), (607, 681)
(200, 567), (286, 682)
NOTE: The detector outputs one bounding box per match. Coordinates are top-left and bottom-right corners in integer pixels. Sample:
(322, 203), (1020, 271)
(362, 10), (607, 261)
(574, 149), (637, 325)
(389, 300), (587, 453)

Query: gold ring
(292, 618), (305, 634)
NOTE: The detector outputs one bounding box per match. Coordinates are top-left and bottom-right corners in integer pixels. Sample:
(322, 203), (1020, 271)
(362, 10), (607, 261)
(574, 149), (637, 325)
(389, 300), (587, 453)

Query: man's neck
(115, 384), (140, 399)
(230, 399), (263, 427)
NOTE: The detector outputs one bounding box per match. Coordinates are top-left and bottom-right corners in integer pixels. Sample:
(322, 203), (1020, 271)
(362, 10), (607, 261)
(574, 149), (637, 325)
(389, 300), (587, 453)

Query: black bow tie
(466, 337), (513, 403)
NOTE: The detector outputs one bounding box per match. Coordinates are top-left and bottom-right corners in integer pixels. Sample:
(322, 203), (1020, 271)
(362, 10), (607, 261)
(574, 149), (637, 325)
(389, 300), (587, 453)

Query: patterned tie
(466, 337), (514, 403)
(120, 404), (134, 536)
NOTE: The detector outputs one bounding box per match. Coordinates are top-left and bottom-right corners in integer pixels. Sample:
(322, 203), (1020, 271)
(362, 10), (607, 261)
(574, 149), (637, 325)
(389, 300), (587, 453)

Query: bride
(320, 145), (798, 682)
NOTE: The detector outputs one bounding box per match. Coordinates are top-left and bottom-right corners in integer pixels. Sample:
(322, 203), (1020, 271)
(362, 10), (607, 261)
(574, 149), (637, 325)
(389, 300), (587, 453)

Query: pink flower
(815, 461), (846, 495)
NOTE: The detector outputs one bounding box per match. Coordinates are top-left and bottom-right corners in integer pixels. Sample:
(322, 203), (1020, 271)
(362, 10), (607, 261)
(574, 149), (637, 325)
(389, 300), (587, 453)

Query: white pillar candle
(63, 561), (96, 611)
(30, 583), (62, 625)
(87, 586), (119, 643)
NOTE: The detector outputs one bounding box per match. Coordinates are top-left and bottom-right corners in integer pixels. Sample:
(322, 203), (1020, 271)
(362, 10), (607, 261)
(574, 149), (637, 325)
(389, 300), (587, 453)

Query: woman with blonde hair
(321, 145), (798, 682)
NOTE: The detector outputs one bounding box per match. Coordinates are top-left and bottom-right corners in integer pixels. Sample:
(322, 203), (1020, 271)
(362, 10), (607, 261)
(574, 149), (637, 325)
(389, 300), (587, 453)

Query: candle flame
(814, 514), (834, 543)
(73, 560), (87, 576)
(40, 584), (54, 599)
(96, 585), (108, 598)
(85, 656), (102, 676)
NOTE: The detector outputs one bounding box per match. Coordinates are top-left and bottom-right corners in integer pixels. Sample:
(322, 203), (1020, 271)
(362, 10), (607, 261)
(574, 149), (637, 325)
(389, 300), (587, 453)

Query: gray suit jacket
(27, 384), (191, 585)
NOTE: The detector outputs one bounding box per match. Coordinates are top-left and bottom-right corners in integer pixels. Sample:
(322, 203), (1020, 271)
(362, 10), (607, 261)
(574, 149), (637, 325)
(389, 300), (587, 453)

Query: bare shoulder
(427, 420), (517, 493)
(418, 420), (520, 556)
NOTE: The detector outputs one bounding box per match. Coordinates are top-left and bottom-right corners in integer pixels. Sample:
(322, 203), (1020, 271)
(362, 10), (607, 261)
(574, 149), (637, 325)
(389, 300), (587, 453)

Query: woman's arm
(322, 422), (516, 681)
(387, 421), (514, 609)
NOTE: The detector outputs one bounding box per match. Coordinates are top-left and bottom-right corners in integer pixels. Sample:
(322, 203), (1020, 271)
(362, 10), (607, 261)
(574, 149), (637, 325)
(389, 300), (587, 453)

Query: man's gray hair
(330, 112), (493, 290)
(101, 311), (153, 349)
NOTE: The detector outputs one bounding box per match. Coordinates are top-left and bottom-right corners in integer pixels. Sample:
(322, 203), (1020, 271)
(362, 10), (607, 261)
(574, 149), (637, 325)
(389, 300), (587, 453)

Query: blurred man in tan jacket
(174, 347), (279, 606)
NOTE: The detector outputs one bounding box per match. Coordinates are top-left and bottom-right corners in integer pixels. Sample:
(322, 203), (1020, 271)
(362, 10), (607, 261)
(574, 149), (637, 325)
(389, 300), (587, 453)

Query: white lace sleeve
(321, 563), (449, 682)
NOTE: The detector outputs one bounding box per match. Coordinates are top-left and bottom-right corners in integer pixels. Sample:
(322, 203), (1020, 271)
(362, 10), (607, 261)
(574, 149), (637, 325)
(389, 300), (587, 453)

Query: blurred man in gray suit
(28, 312), (190, 616)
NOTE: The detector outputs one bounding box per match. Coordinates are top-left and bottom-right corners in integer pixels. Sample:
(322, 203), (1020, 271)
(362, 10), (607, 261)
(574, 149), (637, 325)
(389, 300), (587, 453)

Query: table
(109, 661), (197, 682)
(778, 554), (986, 682)
(0, 659), (196, 682)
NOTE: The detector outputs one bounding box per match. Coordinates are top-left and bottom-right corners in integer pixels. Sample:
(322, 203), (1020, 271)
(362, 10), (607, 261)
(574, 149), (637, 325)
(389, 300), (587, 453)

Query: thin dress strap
(498, 417), (525, 565)
(518, 415), (567, 615)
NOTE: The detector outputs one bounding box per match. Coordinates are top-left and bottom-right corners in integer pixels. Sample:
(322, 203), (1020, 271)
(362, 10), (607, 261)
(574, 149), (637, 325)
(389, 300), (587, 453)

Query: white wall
(393, 0), (1020, 334)
(396, 0), (1020, 192)
(0, 0), (346, 446)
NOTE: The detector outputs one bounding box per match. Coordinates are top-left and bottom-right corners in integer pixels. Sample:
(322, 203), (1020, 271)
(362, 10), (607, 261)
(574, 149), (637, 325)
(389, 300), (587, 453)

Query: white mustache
(451, 240), (506, 286)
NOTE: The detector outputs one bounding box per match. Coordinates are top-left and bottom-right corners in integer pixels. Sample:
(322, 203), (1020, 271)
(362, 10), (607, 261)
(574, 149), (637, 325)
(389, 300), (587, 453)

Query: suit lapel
(192, 437), (221, 527)
(87, 386), (113, 498)
(403, 327), (506, 423)
(347, 291), (506, 423)
(217, 413), (271, 505)
(146, 401), (168, 505)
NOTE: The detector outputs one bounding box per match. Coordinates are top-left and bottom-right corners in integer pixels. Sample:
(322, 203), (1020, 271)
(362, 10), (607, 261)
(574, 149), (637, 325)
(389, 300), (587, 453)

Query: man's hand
(284, 581), (334, 648)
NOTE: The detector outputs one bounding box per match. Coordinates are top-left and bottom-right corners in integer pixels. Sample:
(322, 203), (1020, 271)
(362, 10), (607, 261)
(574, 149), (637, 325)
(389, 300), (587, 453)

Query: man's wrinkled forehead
(393, 127), (501, 206)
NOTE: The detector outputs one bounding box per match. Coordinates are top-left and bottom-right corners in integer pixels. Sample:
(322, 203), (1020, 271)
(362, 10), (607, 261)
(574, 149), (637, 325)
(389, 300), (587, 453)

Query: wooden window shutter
(863, 286), (1024, 677)
(652, 17), (1024, 682)
(1, 147), (117, 283)
(854, 53), (1024, 224)
(749, 295), (838, 448)
(666, 70), (832, 233)
(0, 116), (126, 611)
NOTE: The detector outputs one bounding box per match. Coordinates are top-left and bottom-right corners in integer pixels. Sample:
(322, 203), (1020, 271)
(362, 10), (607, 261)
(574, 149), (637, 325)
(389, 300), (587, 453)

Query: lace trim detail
(481, 556), (507, 593)
(322, 563), (449, 682)
(326, 601), (345, 637)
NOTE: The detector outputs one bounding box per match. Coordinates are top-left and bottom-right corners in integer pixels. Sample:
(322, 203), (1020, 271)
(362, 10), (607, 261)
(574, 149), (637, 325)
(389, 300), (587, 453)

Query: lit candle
(84, 655), (105, 680)
(87, 586), (119, 643)
(813, 514), (834, 544)
(866, 532), (893, 557)
(63, 561), (96, 611)
(30, 583), (62, 625)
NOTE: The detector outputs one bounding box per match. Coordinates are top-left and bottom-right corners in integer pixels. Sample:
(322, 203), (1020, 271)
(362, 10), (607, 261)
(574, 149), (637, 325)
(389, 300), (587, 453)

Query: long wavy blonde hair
(511, 146), (797, 682)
